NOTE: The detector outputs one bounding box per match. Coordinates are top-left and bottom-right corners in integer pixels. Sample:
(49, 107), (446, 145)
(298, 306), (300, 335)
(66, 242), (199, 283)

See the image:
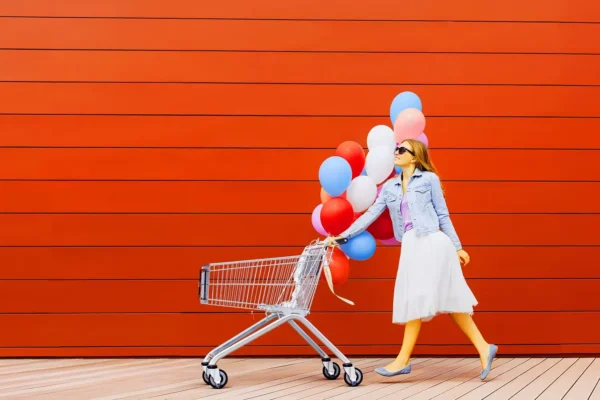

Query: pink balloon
(394, 108), (426, 143)
(416, 133), (429, 148)
(379, 236), (400, 245)
(376, 185), (383, 196)
(311, 204), (328, 236)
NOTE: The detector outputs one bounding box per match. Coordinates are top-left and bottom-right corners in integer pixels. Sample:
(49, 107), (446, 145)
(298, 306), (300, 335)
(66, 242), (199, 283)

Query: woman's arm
(338, 186), (388, 240)
(430, 174), (462, 251)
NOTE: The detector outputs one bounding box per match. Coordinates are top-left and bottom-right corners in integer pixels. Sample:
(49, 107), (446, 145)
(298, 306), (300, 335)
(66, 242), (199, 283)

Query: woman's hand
(457, 249), (470, 266)
(326, 235), (344, 247)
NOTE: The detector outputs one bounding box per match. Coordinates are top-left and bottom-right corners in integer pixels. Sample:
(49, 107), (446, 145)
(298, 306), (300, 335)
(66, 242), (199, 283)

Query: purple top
(400, 193), (413, 232)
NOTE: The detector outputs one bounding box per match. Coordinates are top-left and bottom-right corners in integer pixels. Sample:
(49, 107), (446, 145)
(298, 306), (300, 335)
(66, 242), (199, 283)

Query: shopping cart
(198, 238), (363, 389)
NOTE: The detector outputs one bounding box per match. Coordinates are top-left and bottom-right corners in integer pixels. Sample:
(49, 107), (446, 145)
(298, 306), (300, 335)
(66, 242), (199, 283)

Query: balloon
(335, 141), (366, 178)
(367, 209), (394, 240)
(367, 125), (395, 150)
(327, 247), (350, 285)
(353, 212), (363, 222)
(360, 167), (367, 176)
(379, 236), (400, 245)
(416, 132), (429, 148)
(390, 91), (422, 125)
(320, 187), (346, 204)
(319, 156), (352, 197)
(394, 108), (426, 143)
(365, 146), (395, 184)
(311, 204), (328, 236)
(376, 185), (383, 196)
(320, 198), (354, 235)
(346, 176), (377, 212)
(340, 231), (377, 261)
(395, 165), (402, 174)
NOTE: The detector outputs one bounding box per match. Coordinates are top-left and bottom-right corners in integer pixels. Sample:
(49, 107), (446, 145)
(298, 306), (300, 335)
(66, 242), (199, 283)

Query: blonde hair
(397, 139), (444, 193)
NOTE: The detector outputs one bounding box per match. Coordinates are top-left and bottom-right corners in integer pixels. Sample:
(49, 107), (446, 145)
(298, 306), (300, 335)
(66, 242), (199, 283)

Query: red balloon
(353, 212), (363, 222)
(367, 209), (394, 240)
(335, 141), (366, 178)
(320, 198), (354, 235)
(325, 247), (350, 285)
(320, 187), (346, 204)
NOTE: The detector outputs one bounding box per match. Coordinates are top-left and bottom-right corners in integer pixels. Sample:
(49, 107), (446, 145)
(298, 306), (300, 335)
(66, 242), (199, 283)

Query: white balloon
(346, 176), (378, 212)
(365, 146), (395, 184)
(367, 125), (395, 150)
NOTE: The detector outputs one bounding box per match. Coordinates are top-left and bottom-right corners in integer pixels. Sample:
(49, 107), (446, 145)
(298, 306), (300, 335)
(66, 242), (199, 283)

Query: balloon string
(322, 255), (355, 306)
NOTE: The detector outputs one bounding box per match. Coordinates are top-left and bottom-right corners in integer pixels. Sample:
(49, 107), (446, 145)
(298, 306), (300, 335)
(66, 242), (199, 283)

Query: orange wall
(0, 1), (599, 357)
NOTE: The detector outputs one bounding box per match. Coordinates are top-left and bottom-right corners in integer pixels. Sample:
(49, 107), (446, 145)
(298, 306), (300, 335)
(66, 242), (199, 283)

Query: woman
(330, 139), (498, 380)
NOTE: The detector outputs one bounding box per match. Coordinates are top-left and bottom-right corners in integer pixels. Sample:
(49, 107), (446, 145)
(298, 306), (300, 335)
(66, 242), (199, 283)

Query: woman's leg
(450, 313), (489, 368)
(384, 319), (422, 371)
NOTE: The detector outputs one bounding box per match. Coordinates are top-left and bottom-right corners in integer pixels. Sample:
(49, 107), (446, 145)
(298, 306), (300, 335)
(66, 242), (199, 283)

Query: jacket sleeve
(339, 185), (388, 240)
(430, 173), (462, 251)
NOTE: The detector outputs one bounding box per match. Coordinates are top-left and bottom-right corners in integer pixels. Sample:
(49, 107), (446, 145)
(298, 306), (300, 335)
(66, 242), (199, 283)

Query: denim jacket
(340, 168), (462, 250)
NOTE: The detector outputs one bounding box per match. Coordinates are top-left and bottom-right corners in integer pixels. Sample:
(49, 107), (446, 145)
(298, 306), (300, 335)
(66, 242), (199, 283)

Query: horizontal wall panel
(2, 83), (600, 117)
(0, 312), (596, 346)
(1, 116), (599, 149)
(1, 19), (599, 54)
(0, 279), (596, 313)
(0, 344), (597, 357)
(1, 247), (597, 280)
(0, 181), (598, 213)
(0, 1), (598, 22)
(2, 51), (599, 86)
(0, 214), (597, 246)
(0, 149), (598, 181)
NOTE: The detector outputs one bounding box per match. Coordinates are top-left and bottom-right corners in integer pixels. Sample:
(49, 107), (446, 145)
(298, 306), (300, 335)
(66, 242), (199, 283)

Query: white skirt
(392, 229), (478, 324)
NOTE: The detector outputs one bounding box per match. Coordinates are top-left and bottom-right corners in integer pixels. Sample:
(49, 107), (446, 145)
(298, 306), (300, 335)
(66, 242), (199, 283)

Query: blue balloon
(360, 167), (367, 176)
(318, 156), (352, 197)
(395, 165), (402, 174)
(390, 91), (422, 125)
(340, 231), (377, 261)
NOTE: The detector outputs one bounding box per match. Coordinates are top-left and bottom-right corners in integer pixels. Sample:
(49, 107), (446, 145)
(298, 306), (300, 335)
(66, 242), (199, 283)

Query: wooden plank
(1, 19), (599, 54)
(1, 181), (598, 214)
(0, 214), (598, 246)
(563, 359), (600, 400)
(511, 358), (579, 400)
(2, 116), (600, 149)
(1, 246), (598, 280)
(2, 83), (600, 117)
(532, 358), (594, 400)
(0, 0), (598, 22)
(0, 345), (597, 357)
(0, 312), (597, 347)
(0, 149), (599, 181)
(0, 279), (597, 313)
(3, 51), (600, 86)
(485, 358), (562, 399)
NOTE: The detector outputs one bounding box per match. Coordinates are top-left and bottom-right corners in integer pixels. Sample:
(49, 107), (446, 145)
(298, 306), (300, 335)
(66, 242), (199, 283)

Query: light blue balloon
(361, 167), (367, 176)
(318, 156), (352, 197)
(395, 165), (402, 174)
(390, 91), (422, 125)
(340, 231), (376, 261)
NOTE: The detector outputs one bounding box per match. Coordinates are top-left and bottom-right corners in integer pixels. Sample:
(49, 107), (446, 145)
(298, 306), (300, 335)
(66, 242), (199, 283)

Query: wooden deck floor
(0, 357), (597, 399)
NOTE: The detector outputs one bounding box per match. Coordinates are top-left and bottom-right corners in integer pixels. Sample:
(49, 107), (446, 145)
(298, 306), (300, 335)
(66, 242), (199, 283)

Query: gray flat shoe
(375, 364), (412, 377)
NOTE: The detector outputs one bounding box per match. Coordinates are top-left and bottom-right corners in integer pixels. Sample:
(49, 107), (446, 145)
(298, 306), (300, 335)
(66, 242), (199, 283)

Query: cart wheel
(202, 371), (210, 385)
(209, 369), (228, 389)
(322, 362), (341, 380)
(344, 367), (363, 387)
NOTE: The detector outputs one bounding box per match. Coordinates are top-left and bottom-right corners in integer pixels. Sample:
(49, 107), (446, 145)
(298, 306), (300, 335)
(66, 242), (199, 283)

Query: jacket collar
(393, 167), (423, 185)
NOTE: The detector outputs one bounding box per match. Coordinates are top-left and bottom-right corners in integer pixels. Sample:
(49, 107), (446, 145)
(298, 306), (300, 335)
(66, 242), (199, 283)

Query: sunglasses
(395, 146), (415, 156)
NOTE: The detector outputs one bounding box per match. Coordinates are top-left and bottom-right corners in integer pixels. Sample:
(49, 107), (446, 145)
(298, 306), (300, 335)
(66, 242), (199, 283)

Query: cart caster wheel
(344, 367), (363, 387)
(202, 371), (210, 385)
(209, 369), (228, 389)
(322, 362), (341, 380)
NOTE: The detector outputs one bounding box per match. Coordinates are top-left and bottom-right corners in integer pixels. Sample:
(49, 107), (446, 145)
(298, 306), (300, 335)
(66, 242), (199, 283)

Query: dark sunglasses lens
(396, 147), (406, 154)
